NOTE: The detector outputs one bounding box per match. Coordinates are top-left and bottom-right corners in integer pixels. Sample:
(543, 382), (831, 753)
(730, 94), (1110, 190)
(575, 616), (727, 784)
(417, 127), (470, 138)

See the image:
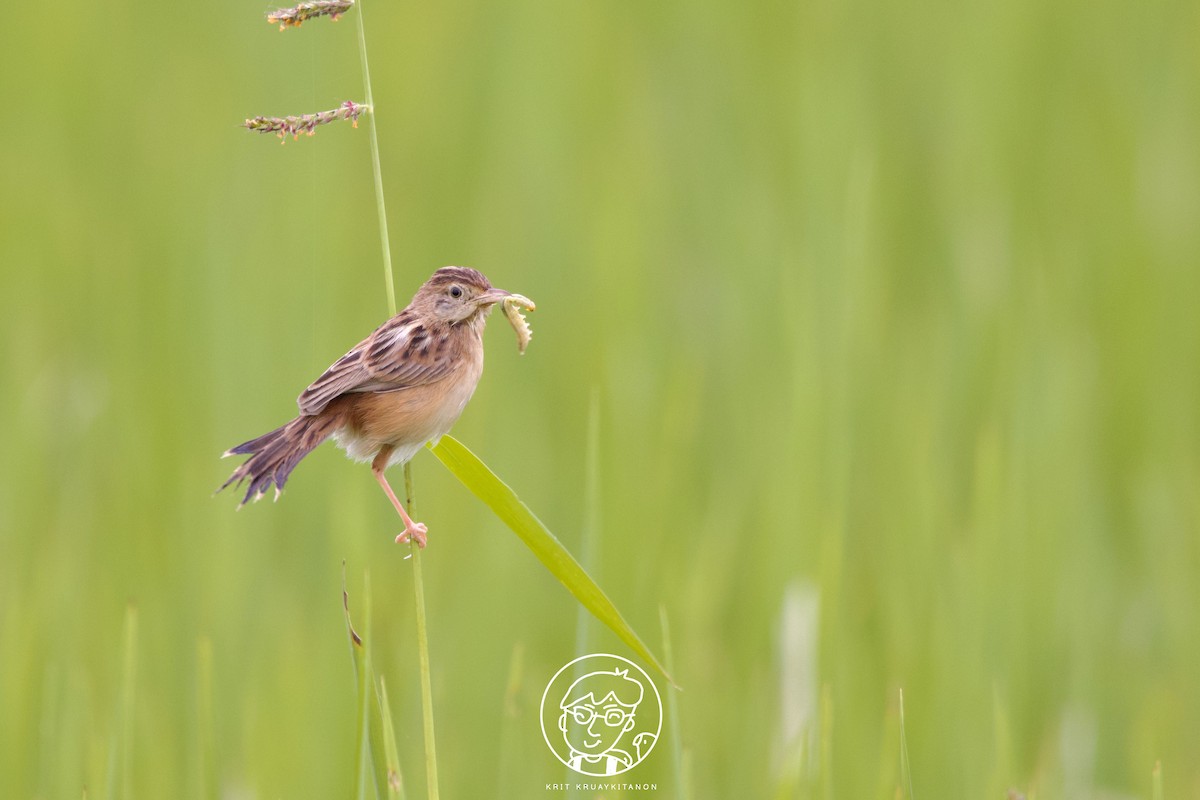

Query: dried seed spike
(243, 101), (370, 141)
(502, 294), (536, 354)
(266, 0), (354, 30)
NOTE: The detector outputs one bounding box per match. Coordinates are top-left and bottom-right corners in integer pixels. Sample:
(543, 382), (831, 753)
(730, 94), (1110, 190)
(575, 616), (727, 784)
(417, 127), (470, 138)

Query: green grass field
(2, 0), (1198, 797)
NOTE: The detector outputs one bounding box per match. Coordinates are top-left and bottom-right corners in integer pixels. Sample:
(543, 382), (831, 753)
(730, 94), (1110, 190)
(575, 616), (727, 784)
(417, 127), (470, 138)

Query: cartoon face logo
(541, 654), (661, 776)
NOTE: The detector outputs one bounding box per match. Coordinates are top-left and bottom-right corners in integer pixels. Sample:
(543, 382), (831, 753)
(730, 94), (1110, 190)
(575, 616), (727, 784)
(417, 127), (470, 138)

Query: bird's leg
(372, 447), (428, 548)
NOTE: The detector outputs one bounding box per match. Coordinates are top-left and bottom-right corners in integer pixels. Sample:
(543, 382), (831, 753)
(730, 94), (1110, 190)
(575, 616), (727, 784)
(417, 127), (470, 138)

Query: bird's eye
(449, 285), (464, 299)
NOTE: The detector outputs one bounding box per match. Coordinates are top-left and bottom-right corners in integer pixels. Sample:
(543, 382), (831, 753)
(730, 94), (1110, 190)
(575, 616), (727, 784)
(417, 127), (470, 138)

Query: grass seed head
(267, 0), (354, 30)
(242, 100), (370, 142)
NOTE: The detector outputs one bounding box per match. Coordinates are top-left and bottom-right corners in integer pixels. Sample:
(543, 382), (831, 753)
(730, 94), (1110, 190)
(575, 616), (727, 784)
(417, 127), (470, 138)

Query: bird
(219, 266), (526, 547)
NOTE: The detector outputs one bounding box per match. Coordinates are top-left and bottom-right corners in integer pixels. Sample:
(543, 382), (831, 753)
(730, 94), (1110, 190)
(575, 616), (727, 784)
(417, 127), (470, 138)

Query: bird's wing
(296, 314), (457, 415)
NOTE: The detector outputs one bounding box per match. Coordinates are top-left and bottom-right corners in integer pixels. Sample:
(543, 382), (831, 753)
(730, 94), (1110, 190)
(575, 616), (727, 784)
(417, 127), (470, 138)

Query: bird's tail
(219, 412), (342, 505)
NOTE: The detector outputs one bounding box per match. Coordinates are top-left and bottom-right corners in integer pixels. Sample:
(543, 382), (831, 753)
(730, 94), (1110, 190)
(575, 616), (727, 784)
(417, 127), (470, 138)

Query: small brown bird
(220, 266), (528, 547)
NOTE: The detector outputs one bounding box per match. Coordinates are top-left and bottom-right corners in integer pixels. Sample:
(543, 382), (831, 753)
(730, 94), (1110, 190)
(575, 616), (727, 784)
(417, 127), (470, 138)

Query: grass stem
(407, 465), (440, 799)
(351, 571), (373, 800)
(354, 1), (438, 792)
(353, 0), (396, 317)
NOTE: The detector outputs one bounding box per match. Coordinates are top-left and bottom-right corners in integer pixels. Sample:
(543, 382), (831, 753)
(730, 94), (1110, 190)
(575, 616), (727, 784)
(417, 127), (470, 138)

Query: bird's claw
(396, 522), (429, 548)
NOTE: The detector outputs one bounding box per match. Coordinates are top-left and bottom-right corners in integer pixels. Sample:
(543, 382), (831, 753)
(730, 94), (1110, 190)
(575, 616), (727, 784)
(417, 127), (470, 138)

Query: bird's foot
(396, 522), (429, 548)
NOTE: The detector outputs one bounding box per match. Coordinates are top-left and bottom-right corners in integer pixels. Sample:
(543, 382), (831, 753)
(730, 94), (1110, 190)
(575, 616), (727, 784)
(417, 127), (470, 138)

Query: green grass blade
(410, 542), (440, 800)
(1152, 761), (1163, 800)
(353, 0), (396, 317)
(367, 674), (400, 800)
(405, 463), (441, 800)
(428, 435), (675, 686)
(344, 569), (409, 800)
(376, 677), (406, 799)
(342, 568), (378, 800)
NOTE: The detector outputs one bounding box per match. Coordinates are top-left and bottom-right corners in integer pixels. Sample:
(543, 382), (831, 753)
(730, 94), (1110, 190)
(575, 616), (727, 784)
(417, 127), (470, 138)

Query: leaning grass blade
(343, 568), (373, 800)
(406, 463), (441, 800)
(428, 434), (674, 685)
(410, 542), (440, 800)
(344, 567), (407, 800)
(376, 677), (406, 799)
(361, 595), (395, 800)
(367, 674), (403, 800)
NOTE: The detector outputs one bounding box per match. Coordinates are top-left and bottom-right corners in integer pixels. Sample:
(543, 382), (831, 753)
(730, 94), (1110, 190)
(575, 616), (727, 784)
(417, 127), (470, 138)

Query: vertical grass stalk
(410, 539), (440, 799)
(351, 571), (373, 800)
(354, 1), (440, 794)
(405, 465), (440, 799)
(343, 567), (406, 799)
(354, 0), (396, 317)
(376, 677), (406, 799)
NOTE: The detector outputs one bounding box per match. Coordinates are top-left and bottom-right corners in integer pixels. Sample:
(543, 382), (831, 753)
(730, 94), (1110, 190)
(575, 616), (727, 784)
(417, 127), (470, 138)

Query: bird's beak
(475, 287), (514, 307)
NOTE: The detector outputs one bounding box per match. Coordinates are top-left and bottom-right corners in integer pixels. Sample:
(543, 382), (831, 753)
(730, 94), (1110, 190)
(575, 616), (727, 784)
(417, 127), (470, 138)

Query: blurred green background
(2, 0), (1198, 797)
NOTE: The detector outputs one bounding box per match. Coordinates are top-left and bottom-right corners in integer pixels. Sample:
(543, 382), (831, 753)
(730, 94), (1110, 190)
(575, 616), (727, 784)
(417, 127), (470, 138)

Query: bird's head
(414, 266), (515, 325)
